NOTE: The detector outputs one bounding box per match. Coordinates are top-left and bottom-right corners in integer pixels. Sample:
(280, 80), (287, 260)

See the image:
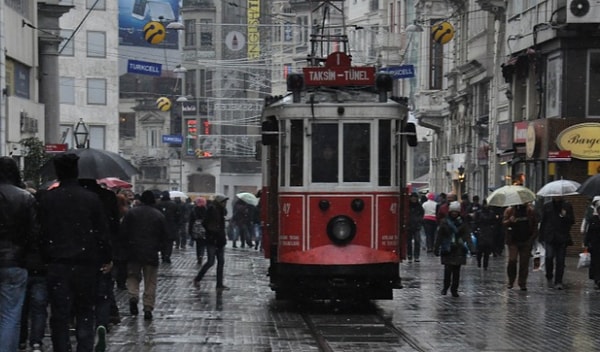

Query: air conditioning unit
(567, 0), (600, 23)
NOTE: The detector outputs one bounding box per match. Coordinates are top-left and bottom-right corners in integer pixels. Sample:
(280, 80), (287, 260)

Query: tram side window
(378, 120), (391, 186)
(290, 120), (304, 186)
(343, 123), (370, 182)
(312, 124), (338, 183)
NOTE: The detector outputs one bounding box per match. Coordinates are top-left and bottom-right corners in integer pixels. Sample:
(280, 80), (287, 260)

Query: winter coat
(188, 205), (207, 243)
(539, 199), (575, 246)
(38, 179), (111, 267)
(408, 201), (425, 233)
(474, 206), (497, 249)
(203, 201), (228, 248)
(434, 215), (474, 266)
(120, 204), (168, 266)
(157, 199), (180, 240)
(0, 183), (38, 268)
(502, 204), (537, 245)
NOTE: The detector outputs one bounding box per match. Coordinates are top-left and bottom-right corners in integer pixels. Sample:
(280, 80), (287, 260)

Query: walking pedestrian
(0, 157), (38, 352)
(407, 192), (424, 262)
(422, 192), (438, 253)
(231, 197), (253, 248)
(37, 153), (112, 352)
(189, 197), (208, 265)
(179, 197), (193, 249)
(193, 194), (230, 291)
(503, 202), (537, 290)
(120, 190), (169, 321)
(434, 201), (474, 297)
(582, 196), (600, 288)
(539, 196), (575, 290)
(473, 200), (497, 270)
(157, 191), (180, 263)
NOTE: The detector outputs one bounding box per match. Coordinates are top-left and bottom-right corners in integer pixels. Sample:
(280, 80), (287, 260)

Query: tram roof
(263, 89), (408, 120)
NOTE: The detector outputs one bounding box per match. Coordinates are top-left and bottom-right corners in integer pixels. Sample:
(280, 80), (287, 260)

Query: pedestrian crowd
(0, 153), (263, 352)
(406, 189), (594, 297)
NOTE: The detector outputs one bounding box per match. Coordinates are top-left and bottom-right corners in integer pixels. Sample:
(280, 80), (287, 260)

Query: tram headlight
(327, 215), (356, 244)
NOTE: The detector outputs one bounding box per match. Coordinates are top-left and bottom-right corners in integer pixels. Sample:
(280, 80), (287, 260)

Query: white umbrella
(169, 190), (188, 200)
(486, 185), (537, 207)
(536, 179), (581, 197)
(236, 192), (259, 206)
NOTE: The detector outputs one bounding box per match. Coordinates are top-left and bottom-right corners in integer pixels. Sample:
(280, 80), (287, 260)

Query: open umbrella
(98, 177), (132, 189)
(169, 190), (188, 200)
(536, 179), (581, 197)
(578, 174), (600, 198)
(41, 148), (138, 180)
(486, 185), (536, 207)
(236, 192), (259, 206)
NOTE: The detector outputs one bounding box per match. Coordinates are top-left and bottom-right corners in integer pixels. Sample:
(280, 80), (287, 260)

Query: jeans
(507, 242), (532, 287)
(423, 220), (437, 252)
(195, 245), (225, 287)
(0, 267), (28, 352)
(443, 264), (461, 293)
(96, 271), (118, 328)
(47, 263), (97, 352)
(19, 275), (48, 348)
(407, 230), (421, 259)
(545, 242), (567, 284)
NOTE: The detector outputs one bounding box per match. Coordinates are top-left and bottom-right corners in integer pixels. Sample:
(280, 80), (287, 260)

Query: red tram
(259, 1), (417, 301)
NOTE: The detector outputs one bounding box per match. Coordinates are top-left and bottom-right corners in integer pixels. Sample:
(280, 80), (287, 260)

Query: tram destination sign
(303, 51), (376, 86)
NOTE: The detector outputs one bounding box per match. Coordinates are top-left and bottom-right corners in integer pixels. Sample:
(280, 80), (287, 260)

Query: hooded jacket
(0, 183), (38, 268)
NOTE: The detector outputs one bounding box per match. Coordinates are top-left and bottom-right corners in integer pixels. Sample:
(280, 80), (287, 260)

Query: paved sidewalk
(33, 245), (600, 351)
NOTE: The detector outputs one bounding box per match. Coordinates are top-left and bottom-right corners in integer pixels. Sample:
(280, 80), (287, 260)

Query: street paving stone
(33, 246), (600, 351)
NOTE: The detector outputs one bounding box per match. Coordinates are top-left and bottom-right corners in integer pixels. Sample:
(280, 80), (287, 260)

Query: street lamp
(73, 118), (89, 149)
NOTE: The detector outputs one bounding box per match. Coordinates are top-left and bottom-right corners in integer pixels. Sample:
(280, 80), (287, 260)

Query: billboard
(119, 0), (180, 49)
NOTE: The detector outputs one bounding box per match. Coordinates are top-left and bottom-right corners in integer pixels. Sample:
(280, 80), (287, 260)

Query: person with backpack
(192, 194), (230, 291)
(503, 202), (537, 291)
(189, 197), (208, 265)
(582, 196), (600, 288)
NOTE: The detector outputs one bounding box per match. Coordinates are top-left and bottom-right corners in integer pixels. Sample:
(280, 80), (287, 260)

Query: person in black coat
(193, 194), (230, 291)
(37, 153), (111, 352)
(473, 200), (498, 270)
(407, 192), (425, 262)
(188, 197), (208, 265)
(539, 196), (575, 290)
(434, 201), (475, 297)
(120, 190), (169, 321)
(0, 157), (39, 352)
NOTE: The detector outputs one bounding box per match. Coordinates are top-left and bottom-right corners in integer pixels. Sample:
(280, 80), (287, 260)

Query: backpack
(190, 219), (206, 240)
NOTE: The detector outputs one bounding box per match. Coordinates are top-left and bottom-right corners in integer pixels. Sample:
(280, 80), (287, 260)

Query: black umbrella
(41, 148), (138, 180)
(577, 174), (600, 198)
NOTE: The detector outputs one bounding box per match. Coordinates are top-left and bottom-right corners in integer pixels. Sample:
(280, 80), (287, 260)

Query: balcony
(413, 90), (448, 132)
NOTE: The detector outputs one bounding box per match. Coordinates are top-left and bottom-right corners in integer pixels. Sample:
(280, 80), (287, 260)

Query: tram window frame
(289, 120), (304, 186)
(280, 120), (286, 188)
(378, 120), (392, 186)
(343, 123), (370, 183)
(311, 123), (339, 183)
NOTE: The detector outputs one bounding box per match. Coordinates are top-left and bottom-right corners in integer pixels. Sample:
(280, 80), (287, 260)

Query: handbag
(578, 249), (591, 269)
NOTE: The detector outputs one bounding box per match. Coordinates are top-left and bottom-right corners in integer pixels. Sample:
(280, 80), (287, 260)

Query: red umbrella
(97, 177), (132, 189)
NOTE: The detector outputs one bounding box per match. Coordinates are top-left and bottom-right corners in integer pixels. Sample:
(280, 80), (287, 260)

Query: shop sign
(556, 123), (600, 160)
(548, 150), (571, 162)
(513, 121), (528, 144)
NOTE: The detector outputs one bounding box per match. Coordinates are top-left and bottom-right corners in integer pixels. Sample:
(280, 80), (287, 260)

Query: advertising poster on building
(118, 0), (180, 49)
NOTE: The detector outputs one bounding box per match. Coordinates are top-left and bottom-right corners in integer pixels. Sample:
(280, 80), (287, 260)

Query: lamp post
(73, 118), (89, 149)
(176, 95), (189, 191)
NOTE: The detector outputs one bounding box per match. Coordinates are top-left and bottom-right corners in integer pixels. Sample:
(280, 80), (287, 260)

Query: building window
(59, 77), (75, 104)
(119, 113), (135, 138)
(89, 125), (105, 149)
(87, 31), (106, 58)
(5, 59), (30, 99)
(86, 0), (105, 9)
(60, 124), (104, 149)
(87, 78), (107, 105)
(200, 19), (213, 48)
(59, 30), (75, 56)
(146, 129), (160, 147)
(184, 19), (196, 46)
(588, 51), (600, 117)
(546, 54), (562, 118)
(430, 42), (443, 89)
(185, 69), (196, 97)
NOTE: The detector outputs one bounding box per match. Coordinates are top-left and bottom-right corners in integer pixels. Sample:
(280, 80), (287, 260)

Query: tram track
(299, 302), (430, 352)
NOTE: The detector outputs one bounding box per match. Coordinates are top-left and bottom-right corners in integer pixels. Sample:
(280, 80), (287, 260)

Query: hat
(214, 194), (228, 203)
(140, 190), (156, 205)
(426, 192), (435, 200)
(593, 196), (600, 206)
(53, 153), (79, 180)
(195, 197), (207, 207)
(449, 201), (461, 213)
